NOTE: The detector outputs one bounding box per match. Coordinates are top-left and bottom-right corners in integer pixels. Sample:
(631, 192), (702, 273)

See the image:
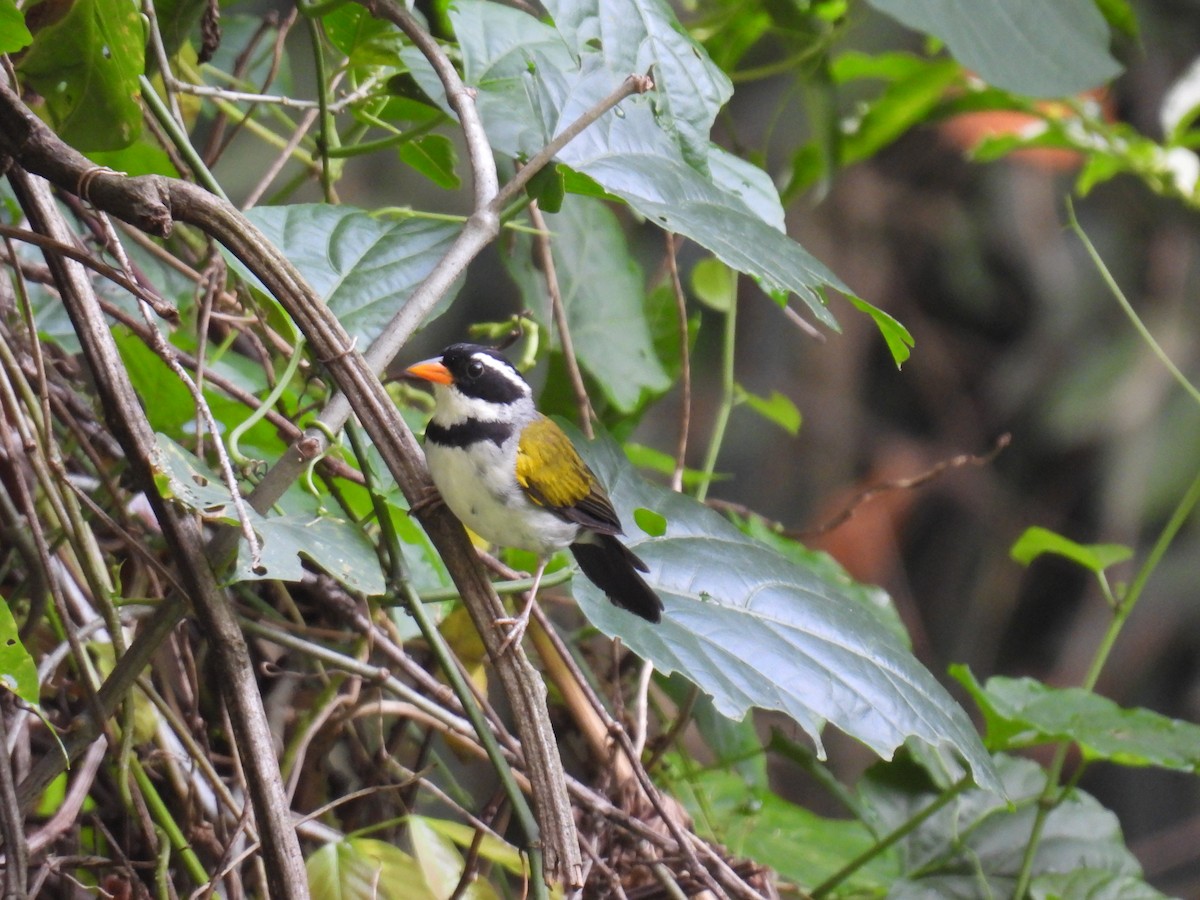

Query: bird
(405, 343), (662, 648)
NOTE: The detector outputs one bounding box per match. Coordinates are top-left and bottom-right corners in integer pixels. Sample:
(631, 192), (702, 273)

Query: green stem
(139, 76), (229, 202)
(1009, 414), (1200, 899)
(811, 776), (972, 898)
(343, 423), (548, 898)
(1066, 198), (1200, 409)
(130, 757), (210, 886)
(696, 289), (737, 503)
(305, 17), (338, 201)
(228, 338), (305, 467)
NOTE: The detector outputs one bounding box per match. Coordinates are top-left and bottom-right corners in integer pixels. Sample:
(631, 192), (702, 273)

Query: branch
(5, 166), (309, 899)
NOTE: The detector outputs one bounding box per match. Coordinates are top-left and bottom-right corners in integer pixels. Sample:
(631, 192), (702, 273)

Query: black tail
(570, 534), (663, 623)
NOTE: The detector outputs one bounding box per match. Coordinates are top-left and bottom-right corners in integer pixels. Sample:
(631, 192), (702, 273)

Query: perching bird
(405, 343), (662, 646)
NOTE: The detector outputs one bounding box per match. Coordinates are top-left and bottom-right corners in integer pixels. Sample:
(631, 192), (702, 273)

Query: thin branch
(664, 233), (691, 492)
(529, 201), (593, 435)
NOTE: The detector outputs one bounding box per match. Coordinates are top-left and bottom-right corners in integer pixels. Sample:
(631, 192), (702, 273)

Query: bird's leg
(495, 557), (548, 654)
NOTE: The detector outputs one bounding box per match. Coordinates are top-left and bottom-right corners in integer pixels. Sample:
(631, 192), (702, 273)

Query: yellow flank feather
(516, 415), (594, 508)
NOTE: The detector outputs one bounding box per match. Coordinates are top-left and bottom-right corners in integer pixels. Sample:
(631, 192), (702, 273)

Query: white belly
(424, 440), (580, 556)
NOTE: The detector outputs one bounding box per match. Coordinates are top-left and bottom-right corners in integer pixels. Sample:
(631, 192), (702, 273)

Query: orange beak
(404, 359), (453, 385)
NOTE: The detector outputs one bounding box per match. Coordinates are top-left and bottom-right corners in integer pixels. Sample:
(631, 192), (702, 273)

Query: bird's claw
(494, 609), (533, 655)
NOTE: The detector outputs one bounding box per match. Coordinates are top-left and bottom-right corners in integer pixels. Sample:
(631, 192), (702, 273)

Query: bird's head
(405, 343), (533, 424)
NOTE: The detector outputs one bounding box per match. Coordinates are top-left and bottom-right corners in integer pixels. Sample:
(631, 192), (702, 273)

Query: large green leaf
(566, 430), (1000, 791)
(866, 0), (1121, 97)
(17, 0), (144, 151)
(544, 0), (733, 170)
(406, 0), (853, 334)
(505, 194), (670, 412)
(233, 206), (461, 348)
(1030, 869), (1170, 900)
(954, 666), (1200, 773)
(862, 754), (1149, 898)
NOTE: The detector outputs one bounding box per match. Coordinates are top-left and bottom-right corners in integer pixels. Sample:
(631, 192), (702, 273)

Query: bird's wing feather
(516, 415), (623, 534)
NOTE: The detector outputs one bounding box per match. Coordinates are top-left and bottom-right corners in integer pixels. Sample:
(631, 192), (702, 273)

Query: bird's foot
(407, 483), (444, 517)
(494, 605), (534, 655)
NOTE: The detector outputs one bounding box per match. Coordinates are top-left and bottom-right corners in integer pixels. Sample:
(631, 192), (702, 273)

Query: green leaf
(690, 256), (737, 313)
(322, 2), (408, 68)
(0, 0), (33, 52)
(866, 0), (1121, 97)
(419, 818), (527, 876)
(1093, 0), (1139, 39)
(847, 293), (914, 366)
(408, 817), (501, 899)
(663, 754), (900, 892)
(17, 0), (144, 151)
(633, 506), (667, 536)
(733, 513), (909, 645)
(862, 754), (1148, 896)
(1031, 869), (1169, 900)
(407, 0), (849, 331)
(735, 385), (801, 435)
(87, 140), (180, 178)
(233, 206), (462, 348)
(953, 666), (1200, 773)
(839, 57), (963, 167)
(1010, 525), (1132, 573)
(0, 598), (38, 705)
(154, 435), (387, 596)
(525, 163), (566, 213)
(544, 0), (733, 171)
(621, 442), (721, 490)
(306, 837), (433, 900)
(397, 134), (460, 190)
(505, 194), (671, 412)
(569, 429), (1001, 792)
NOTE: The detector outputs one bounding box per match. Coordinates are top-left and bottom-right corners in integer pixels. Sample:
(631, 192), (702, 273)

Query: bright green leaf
(840, 57), (963, 167)
(569, 429), (1000, 792)
(953, 666), (1200, 772)
(866, 0), (1121, 97)
(633, 506), (666, 536)
(690, 257), (737, 312)
(323, 2), (408, 68)
(18, 0), (144, 151)
(233, 206), (462, 348)
(0, 0), (33, 52)
(735, 385), (801, 435)
(306, 837), (433, 900)
(419, 818), (527, 876)
(398, 134), (460, 190)
(847, 294), (914, 366)
(1010, 525), (1132, 573)
(621, 442), (723, 489)
(0, 598), (38, 705)
(1093, 0), (1139, 39)
(663, 755), (900, 892)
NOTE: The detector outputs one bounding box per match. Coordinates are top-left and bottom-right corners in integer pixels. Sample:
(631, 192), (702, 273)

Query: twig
(664, 233), (691, 492)
(797, 433), (1012, 539)
(529, 201), (593, 435)
(6, 166), (308, 899)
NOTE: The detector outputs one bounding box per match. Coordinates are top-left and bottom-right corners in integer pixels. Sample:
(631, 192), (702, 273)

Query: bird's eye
(466, 359), (485, 378)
